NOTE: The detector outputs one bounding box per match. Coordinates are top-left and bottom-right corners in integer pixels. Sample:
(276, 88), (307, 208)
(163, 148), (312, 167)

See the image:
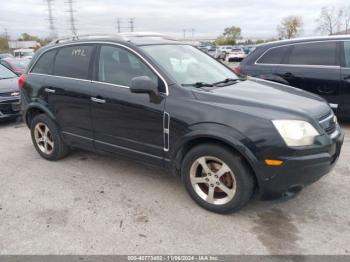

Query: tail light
(234, 66), (241, 75)
(18, 74), (27, 93)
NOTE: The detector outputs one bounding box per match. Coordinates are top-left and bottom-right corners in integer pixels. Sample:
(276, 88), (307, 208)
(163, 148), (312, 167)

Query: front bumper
(0, 98), (21, 119)
(257, 129), (344, 200)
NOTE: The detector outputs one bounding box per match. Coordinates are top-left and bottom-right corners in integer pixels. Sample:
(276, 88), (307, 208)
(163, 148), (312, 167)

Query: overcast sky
(0, 0), (348, 40)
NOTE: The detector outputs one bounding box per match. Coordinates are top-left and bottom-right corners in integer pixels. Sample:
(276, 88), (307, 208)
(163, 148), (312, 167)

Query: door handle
(91, 97), (106, 104)
(44, 88), (55, 94)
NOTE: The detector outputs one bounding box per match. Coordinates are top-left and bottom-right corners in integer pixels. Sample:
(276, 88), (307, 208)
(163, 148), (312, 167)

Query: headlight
(272, 120), (320, 147)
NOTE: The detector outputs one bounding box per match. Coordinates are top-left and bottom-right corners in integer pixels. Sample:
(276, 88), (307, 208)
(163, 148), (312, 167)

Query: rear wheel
(30, 114), (69, 160)
(182, 144), (254, 213)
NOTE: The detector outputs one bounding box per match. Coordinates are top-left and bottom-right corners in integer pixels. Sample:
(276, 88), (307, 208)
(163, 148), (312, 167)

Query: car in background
(238, 35), (350, 118)
(206, 46), (217, 57)
(225, 47), (246, 62)
(0, 53), (14, 60)
(0, 58), (30, 76)
(0, 64), (20, 120)
(216, 46), (233, 59)
(13, 48), (35, 59)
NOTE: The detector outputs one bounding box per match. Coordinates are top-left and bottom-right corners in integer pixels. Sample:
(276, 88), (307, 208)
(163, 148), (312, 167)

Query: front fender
(169, 122), (260, 176)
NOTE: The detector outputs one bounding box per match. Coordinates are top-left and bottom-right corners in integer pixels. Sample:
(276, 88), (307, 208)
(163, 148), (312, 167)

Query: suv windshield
(141, 45), (238, 87)
(0, 64), (17, 79)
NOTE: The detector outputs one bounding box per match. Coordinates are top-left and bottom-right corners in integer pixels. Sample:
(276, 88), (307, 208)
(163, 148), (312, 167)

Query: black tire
(30, 114), (70, 161)
(181, 144), (255, 214)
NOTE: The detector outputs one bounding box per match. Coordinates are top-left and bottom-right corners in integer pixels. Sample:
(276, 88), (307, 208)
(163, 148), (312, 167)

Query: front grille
(0, 101), (20, 115)
(319, 111), (337, 136)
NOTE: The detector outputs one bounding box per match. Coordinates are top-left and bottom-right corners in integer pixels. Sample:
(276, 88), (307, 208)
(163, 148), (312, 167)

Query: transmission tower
(45, 0), (57, 39)
(129, 18), (134, 32)
(66, 0), (77, 35)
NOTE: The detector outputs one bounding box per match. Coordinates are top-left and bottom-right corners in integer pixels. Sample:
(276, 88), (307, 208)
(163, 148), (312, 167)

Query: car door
(43, 44), (95, 150)
(90, 44), (166, 165)
(282, 41), (341, 105)
(340, 40), (350, 115)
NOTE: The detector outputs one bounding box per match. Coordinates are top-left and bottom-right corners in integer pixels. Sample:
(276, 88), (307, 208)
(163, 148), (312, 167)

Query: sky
(0, 0), (348, 40)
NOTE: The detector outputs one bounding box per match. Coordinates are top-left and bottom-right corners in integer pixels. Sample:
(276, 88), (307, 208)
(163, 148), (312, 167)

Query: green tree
(215, 26), (242, 45)
(0, 35), (9, 51)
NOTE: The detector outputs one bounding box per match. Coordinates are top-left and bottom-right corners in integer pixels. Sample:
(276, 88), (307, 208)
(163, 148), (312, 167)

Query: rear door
(44, 44), (95, 150)
(281, 41), (341, 105)
(90, 44), (166, 165)
(340, 40), (350, 115)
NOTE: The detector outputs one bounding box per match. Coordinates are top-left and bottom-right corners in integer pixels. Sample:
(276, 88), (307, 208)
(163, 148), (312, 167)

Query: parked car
(0, 64), (20, 120)
(206, 46), (217, 57)
(216, 46), (233, 59)
(21, 34), (343, 213)
(13, 48), (35, 59)
(225, 48), (247, 62)
(0, 58), (30, 76)
(0, 53), (14, 60)
(238, 35), (350, 117)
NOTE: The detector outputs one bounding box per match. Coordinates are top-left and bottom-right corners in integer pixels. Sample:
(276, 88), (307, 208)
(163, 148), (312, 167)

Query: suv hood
(192, 78), (331, 120)
(0, 77), (19, 93)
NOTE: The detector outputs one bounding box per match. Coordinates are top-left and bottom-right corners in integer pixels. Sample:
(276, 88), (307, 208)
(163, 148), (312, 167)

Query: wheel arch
(169, 131), (260, 188)
(24, 103), (57, 128)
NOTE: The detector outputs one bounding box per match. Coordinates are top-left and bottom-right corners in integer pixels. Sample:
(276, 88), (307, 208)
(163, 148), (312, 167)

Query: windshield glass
(0, 64), (17, 79)
(141, 45), (238, 87)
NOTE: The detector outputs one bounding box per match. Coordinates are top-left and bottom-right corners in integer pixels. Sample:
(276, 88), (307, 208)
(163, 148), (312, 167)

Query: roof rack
(48, 32), (177, 45)
(48, 34), (124, 45)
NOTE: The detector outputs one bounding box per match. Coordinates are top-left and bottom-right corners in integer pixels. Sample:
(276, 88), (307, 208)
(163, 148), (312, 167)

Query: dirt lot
(0, 119), (349, 255)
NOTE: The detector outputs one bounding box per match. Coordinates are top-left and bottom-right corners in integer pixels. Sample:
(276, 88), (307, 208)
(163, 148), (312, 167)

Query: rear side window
(344, 41), (350, 67)
(31, 50), (56, 74)
(257, 46), (289, 64)
(54, 45), (93, 79)
(288, 42), (338, 66)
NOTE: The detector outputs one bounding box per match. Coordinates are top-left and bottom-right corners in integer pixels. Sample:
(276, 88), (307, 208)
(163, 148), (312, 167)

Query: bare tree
(343, 6), (350, 33)
(277, 16), (303, 39)
(317, 7), (343, 35)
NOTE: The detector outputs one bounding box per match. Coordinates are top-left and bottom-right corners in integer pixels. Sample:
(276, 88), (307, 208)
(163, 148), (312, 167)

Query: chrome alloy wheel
(34, 122), (54, 155)
(190, 156), (237, 205)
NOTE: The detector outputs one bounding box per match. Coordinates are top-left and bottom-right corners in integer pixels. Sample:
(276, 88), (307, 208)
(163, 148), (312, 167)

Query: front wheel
(181, 144), (255, 214)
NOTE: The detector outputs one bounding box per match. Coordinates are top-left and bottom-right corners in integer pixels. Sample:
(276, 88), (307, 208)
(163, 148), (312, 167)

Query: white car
(216, 46), (233, 59)
(225, 48), (247, 62)
(13, 48), (35, 59)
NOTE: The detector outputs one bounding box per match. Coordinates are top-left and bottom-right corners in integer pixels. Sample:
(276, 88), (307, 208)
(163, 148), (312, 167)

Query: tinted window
(98, 45), (158, 87)
(54, 45), (93, 79)
(288, 42), (337, 66)
(32, 50), (56, 74)
(257, 46), (289, 64)
(344, 41), (350, 67)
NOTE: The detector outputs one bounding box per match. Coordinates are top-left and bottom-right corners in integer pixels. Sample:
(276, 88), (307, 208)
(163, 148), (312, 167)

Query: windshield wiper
(212, 78), (239, 86)
(181, 82), (214, 88)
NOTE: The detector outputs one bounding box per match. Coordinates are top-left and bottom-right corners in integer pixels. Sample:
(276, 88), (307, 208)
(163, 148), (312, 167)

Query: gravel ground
(0, 119), (349, 255)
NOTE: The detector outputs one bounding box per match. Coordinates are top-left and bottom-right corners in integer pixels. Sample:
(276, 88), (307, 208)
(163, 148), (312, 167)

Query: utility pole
(117, 18), (121, 33)
(4, 28), (9, 41)
(191, 28), (195, 39)
(129, 18), (134, 32)
(183, 29), (186, 39)
(46, 0), (57, 39)
(66, 0), (77, 35)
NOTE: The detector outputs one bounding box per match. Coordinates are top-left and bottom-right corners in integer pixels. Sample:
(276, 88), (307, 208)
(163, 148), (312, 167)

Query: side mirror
(130, 76), (161, 102)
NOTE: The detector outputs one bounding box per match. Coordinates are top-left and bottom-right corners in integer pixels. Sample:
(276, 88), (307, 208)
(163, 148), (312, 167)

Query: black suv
(20, 34), (344, 213)
(238, 36), (350, 117)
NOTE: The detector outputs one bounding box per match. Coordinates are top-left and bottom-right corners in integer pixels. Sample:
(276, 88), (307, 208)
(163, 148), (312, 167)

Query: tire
(30, 114), (70, 161)
(181, 144), (255, 214)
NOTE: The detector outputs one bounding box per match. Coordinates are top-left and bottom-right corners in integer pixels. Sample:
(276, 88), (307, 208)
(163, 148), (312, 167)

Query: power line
(66, 0), (77, 35)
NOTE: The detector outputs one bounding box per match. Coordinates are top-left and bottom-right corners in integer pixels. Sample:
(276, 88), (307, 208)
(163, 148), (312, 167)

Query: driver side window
(98, 45), (159, 88)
